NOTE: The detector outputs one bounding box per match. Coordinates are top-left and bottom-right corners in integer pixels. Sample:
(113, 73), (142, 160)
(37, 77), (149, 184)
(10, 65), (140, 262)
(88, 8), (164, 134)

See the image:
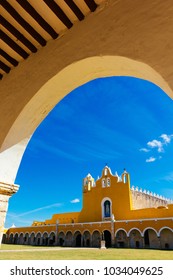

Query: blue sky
(5, 76), (173, 228)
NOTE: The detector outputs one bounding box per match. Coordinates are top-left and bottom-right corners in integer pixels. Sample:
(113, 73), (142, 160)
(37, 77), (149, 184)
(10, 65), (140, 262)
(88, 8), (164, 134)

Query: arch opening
(103, 230), (112, 248)
(1, 56), (173, 238)
(1, 56), (172, 186)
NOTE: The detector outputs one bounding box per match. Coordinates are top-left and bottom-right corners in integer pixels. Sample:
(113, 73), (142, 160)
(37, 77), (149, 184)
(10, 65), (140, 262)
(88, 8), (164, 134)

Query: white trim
(83, 230), (91, 235)
(115, 228), (128, 237)
(42, 231), (49, 237)
(58, 231), (66, 236)
(158, 226), (173, 236)
(115, 217), (173, 223)
(127, 227), (143, 237)
(65, 230), (73, 237)
(60, 221), (111, 226)
(73, 230), (82, 236)
(29, 231), (36, 238)
(91, 229), (102, 235)
(142, 227), (158, 237)
(7, 224), (57, 229)
(35, 231), (42, 237)
(49, 231), (56, 237)
(101, 197), (112, 220)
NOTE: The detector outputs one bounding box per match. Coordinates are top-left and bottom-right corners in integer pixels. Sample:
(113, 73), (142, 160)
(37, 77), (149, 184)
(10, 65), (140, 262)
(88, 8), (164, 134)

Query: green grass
(0, 244), (47, 250)
(0, 245), (173, 260)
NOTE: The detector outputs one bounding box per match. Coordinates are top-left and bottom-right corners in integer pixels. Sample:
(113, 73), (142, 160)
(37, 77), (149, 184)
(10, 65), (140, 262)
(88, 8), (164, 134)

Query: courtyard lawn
(0, 245), (173, 260)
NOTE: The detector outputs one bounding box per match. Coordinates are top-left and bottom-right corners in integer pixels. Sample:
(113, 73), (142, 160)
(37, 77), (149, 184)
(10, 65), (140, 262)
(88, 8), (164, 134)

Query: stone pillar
(157, 236), (161, 249)
(39, 236), (43, 246)
(127, 236), (130, 248)
(111, 220), (115, 247)
(141, 236), (145, 248)
(0, 182), (19, 246)
(81, 235), (84, 247)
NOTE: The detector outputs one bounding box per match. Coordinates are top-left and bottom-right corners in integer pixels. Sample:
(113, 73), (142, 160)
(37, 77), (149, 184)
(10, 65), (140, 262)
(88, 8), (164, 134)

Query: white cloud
(160, 134), (173, 144)
(140, 133), (173, 158)
(8, 203), (63, 218)
(146, 157), (156, 163)
(162, 172), (173, 182)
(139, 148), (150, 152)
(70, 198), (80, 203)
(147, 139), (163, 152)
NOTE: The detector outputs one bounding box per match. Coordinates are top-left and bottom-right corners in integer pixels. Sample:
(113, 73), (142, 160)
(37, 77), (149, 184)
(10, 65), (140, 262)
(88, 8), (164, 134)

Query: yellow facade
(4, 166), (173, 249)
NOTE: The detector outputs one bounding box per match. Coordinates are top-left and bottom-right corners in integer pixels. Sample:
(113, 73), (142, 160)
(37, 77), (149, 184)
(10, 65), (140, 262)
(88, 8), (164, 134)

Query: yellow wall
(5, 166), (173, 238)
(79, 166), (173, 222)
(45, 212), (80, 225)
(79, 168), (132, 222)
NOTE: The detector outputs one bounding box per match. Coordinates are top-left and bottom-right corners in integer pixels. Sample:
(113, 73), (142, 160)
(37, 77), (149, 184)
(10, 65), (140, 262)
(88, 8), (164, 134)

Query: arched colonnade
(3, 226), (173, 249)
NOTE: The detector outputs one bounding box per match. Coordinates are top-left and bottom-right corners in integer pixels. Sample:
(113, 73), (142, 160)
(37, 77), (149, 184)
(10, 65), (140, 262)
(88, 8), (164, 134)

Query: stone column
(127, 236), (130, 248)
(141, 236), (145, 248)
(157, 236), (161, 249)
(111, 219), (115, 247)
(39, 236), (43, 246)
(81, 235), (84, 247)
(0, 182), (19, 246)
(55, 220), (59, 246)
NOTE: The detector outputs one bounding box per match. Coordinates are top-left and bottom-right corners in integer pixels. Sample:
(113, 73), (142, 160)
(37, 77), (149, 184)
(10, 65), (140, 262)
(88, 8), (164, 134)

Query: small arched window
(107, 178), (111, 187)
(104, 200), (111, 218)
(102, 179), (106, 188)
(123, 175), (127, 183)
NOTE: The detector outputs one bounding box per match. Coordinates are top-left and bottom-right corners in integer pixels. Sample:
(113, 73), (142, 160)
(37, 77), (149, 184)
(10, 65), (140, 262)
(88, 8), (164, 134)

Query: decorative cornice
(0, 182), (19, 196)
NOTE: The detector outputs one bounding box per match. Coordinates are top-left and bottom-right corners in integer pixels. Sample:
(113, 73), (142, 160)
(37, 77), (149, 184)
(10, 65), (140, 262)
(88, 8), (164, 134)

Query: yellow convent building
(3, 166), (173, 249)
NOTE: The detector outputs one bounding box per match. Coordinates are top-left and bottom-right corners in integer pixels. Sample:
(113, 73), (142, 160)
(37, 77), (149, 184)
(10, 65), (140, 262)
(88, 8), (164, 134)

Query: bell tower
(83, 173), (95, 192)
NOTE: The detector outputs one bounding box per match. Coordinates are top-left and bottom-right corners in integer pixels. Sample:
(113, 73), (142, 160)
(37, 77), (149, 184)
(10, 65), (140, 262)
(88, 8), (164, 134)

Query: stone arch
(42, 232), (49, 246)
(143, 227), (158, 237)
(18, 232), (24, 245)
(30, 232), (36, 245)
(2, 234), (7, 244)
(49, 231), (56, 246)
(73, 230), (82, 247)
(158, 226), (173, 236)
(143, 228), (159, 249)
(1, 56), (173, 185)
(14, 233), (19, 244)
(103, 230), (112, 248)
(115, 229), (128, 248)
(65, 231), (73, 247)
(83, 230), (91, 247)
(24, 232), (29, 245)
(115, 228), (128, 237)
(9, 233), (14, 244)
(92, 230), (101, 248)
(128, 228), (143, 248)
(58, 231), (65, 246)
(35, 232), (42, 246)
(127, 227), (143, 237)
(159, 227), (173, 249)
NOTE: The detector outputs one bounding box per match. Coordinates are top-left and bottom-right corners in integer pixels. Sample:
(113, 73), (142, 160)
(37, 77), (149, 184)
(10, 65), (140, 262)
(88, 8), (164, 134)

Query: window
(104, 168), (108, 176)
(102, 179), (106, 187)
(101, 198), (112, 220)
(107, 178), (110, 187)
(104, 200), (111, 218)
